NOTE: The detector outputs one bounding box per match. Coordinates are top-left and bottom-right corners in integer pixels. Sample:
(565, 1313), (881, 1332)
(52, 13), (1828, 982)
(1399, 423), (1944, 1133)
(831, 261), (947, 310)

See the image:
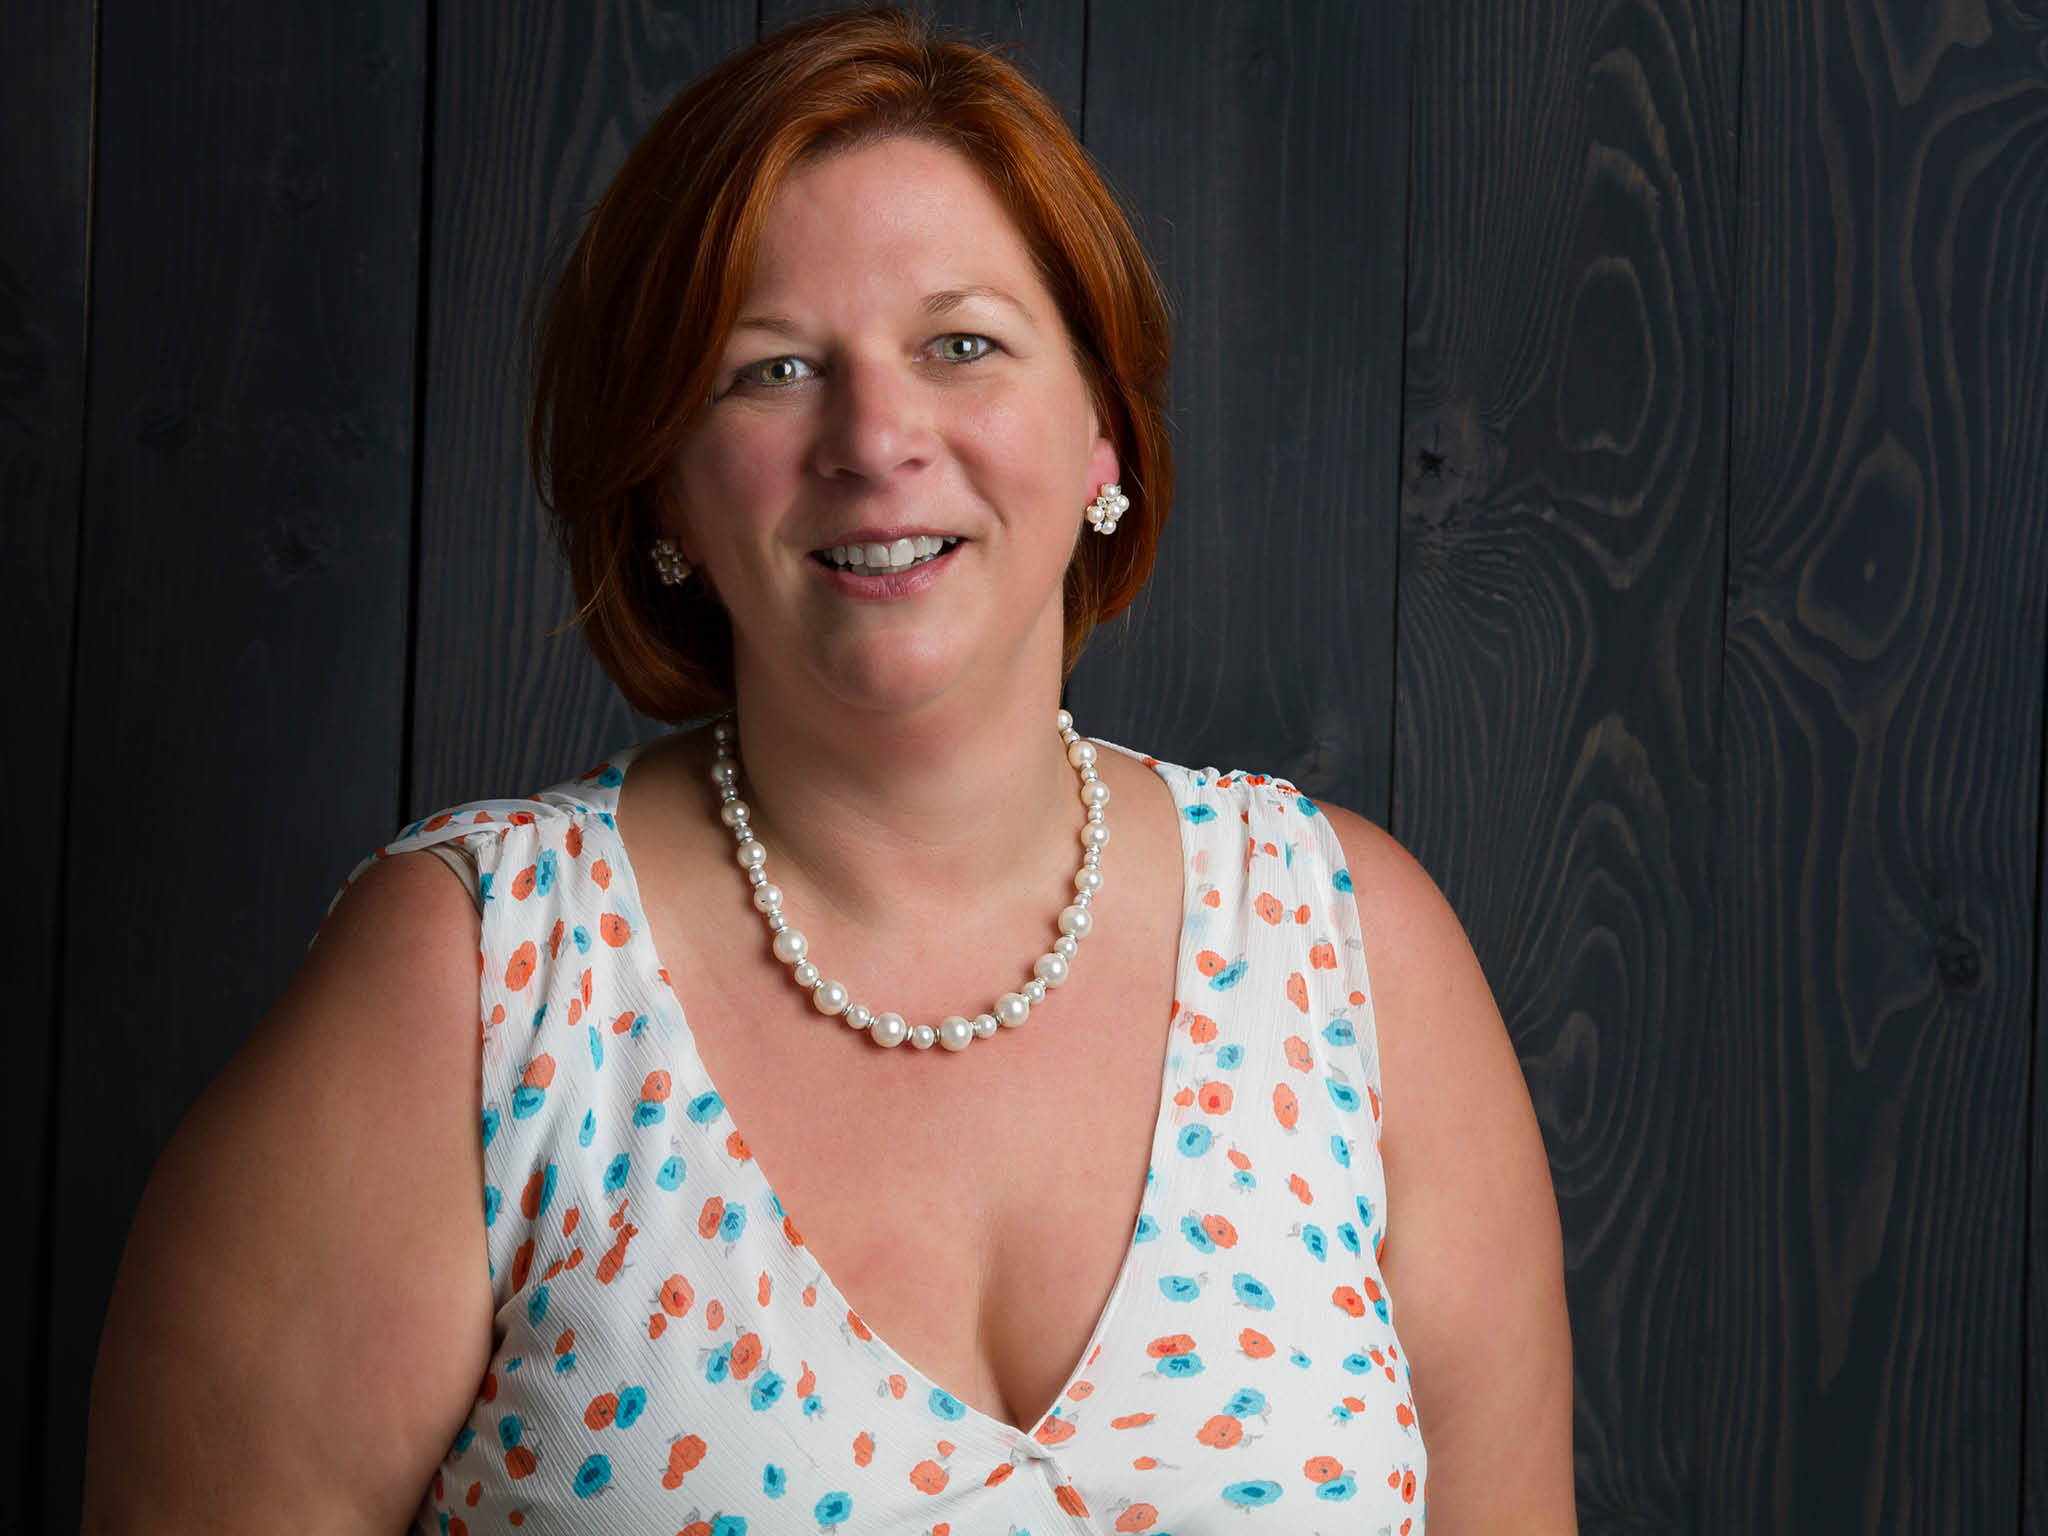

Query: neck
(722, 661), (1081, 930)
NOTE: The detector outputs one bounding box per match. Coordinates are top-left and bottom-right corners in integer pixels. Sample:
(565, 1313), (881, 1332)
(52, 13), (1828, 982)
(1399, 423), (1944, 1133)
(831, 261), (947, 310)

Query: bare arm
(1322, 805), (1578, 1534)
(82, 853), (495, 1534)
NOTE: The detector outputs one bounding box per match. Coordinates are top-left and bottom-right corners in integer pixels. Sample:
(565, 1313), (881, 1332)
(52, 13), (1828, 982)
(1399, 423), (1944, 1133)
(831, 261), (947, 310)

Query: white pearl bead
(813, 980), (849, 1015)
(1081, 822), (1110, 849)
(766, 912), (789, 933)
(752, 882), (782, 912)
(996, 992), (1030, 1028)
(1085, 806), (1105, 824)
(938, 1015), (975, 1050)
(870, 1012), (909, 1047)
(1056, 709), (1073, 731)
(1053, 934), (1079, 958)
(1073, 890), (1092, 908)
(844, 1003), (872, 1030)
(1058, 905), (1093, 938)
(720, 801), (750, 826)
(973, 1013), (999, 1038)
(772, 928), (808, 964)
(1067, 740), (1096, 768)
(1081, 780), (1110, 807)
(711, 759), (737, 785)
(1075, 868), (1103, 893)
(909, 1024), (937, 1050)
(1034, 952), (1069, 987)
(713, 720), (733, 741)
(736, 839), (766, 868)
(747, 865), (768, 886)
(792, 960), (820, 989)
(1023, 977), (1047, 1005)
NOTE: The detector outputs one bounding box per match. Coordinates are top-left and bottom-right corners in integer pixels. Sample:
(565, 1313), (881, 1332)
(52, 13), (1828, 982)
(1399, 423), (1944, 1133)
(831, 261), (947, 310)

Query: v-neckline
(596, 733), (1197, 1444)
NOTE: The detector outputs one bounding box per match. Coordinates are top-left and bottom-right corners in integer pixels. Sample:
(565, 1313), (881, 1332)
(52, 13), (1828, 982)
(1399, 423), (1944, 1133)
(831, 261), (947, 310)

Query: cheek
(676, 420), (798, 536)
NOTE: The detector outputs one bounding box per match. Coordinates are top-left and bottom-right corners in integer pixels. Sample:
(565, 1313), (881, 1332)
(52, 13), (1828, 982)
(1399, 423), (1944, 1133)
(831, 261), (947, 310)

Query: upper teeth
(822, 535), (958, 573)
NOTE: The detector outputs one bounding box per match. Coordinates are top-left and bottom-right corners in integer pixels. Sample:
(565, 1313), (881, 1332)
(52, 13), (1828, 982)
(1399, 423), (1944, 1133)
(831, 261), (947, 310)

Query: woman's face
(669, 134), (1118, 720)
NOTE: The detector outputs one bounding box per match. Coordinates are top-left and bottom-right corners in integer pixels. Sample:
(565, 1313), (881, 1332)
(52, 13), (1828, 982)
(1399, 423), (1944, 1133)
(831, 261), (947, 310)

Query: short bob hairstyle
(530, 6), (1173, 723)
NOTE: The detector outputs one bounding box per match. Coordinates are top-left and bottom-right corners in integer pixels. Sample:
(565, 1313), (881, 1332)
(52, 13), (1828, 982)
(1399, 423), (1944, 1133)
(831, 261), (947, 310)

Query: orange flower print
(1054, 1484), (1090, 1516)
(1284, 1035), (1313, 1072)
(1116, 1504), (1159, 1531)
(910, 1459), (949, 1494)
(1147, 1334), (1197, 1358)
(599, 912), (630, 947)
(1197, 1081), (1234, 1115)
(1309, 940), (1338, 969)
(1254, 892), (1284, 924)
(1333, 1285), (1366, 1317)
(1110, 1412), (1156, 1429)
(1196, 1413), (1244, 1448)
(853, 1430), (875, 1467)
(1188, 1013), (1218, 1044)
(1034, 1415), (1077, 1446)
(1286, 971), (1310, 1012)
(1273, 1083), (1299, 1129)
(1304, 1455), (1344, 1483)
(1202, 1213), (1239, 1247)
(1239, 1327), (1275, 1358)
(504, 940), (537, 990)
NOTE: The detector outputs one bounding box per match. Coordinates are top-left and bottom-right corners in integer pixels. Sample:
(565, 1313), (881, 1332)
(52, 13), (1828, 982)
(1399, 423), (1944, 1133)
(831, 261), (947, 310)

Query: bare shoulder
(1316, 804), (1578, 1532)
(83, 852), (494, 1535)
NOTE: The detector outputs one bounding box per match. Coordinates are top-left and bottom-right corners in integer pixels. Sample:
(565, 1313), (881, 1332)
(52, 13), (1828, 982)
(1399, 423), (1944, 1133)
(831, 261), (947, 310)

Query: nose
(811, 357), (937, 483)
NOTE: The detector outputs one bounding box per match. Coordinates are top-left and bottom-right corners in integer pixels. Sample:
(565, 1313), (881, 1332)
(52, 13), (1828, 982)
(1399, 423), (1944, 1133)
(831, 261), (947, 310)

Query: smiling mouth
(812, 535), (962, 574)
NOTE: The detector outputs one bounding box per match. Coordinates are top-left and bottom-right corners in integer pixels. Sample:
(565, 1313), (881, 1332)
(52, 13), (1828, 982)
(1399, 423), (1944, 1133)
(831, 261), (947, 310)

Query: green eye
(935, 334), (992, 362)
(740, 356), (813, 387)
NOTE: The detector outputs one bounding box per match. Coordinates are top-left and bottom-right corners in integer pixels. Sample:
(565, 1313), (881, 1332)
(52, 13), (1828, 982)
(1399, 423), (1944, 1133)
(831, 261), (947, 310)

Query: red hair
(530, 6), (1173, 721)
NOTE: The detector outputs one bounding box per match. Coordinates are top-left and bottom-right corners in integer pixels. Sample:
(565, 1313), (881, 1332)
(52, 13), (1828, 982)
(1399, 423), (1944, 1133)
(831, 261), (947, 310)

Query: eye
(734, 355), (815, 389)
(932, 333), (993, 363)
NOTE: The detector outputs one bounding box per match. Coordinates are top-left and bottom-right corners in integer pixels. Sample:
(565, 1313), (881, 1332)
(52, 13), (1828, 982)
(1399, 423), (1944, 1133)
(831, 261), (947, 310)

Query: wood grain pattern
(38, 6), (426, 1527)
(1702, 3), (2048, 1530)
(1395, 0), (1737, 1525)
(2, 8), (95, 1530)
(1065, 0), (1411, 818)
(407, 2), (754, 814)
(2036, 603), (2048, 1536)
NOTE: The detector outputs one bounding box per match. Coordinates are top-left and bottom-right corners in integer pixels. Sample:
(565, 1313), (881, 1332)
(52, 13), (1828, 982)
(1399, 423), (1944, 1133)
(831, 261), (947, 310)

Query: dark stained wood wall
(15, 3), (2046, 1533)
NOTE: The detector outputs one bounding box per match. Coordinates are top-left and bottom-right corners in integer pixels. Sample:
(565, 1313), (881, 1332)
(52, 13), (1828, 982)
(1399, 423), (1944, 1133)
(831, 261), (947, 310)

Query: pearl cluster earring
(1085, 482), (1129, 535)
(650, 538), (692, 586)
(710, 711), (1109, 1052)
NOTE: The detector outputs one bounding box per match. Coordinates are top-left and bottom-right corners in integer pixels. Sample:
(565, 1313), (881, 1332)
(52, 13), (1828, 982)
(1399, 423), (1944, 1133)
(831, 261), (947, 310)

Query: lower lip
(810, 543), (963, 599)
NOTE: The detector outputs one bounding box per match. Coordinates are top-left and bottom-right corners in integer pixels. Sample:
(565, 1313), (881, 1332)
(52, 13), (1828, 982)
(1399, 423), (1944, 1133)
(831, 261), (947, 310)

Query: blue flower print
(1297, 795), (1321, 817)
(1316, 1473), (1359, 1501)
(481, 1106), (501, 1148)
(1157, 1351), (1205, 1378)
(616, 1385), (647, 1428)
(814, 1493), (853, 1527)
(1209, 959), (1249, 990)
(710, 1517), (746, 1536)
(483, 1185), (501, 1228)
(511, 1085), (545, 1119)
(554, 1351), (576, 1373)
(1341, 1352), (1374, 1375)
(1222, 1480), (1283, 1509)
(687, 1091), (724, 1124)
(1232, 1272), (1276, 1310)
(527, 1285), (550, 1327)
(603, 1153), (630, 1194)
(1321, 1018), (1356, 1047)
(1333, 867), (1354, 893)
(1290, 1349), (1312, 1369)
(1338, 1222), (1361, 1255)
(634, 1096), (666, 1127)
(451, 1427), (475, 1457)
(1300, 1223), (1327, 1261)
(629, 1012), (649, 1039)
(1159, 1274), (1202, 1302)
(763, 1464), (787, 1498)
(597, 764), (624, 788)
(802, 1394), (823, 1416)
(1225, 1387), (1268, 1416)
(1178, 1124), (1214, 1157)
(1180, 1215), (1216, 1254)
(572, 923), (591, 954)
(707, 1342), (734, 1383)
(588, 1025), (604, 1071)
(579, 1108), (596, 1148)
(657, 1155), (687, 1191)
(1215, 1042), (1244, 1070)
(530, 1163), (557, 1216)
(535, 848), (557, 895)
(1134, 1213), (1160, 1243)
(1330, 1134), (1352, 1168)
(1327, 1078), (1361, 1112)
(572, 1453), (611, 1498)
(1232, 1167), (1257, 1190)
(1183, 803), (1218, 823)
(929, 1387), (967, 1420)
(719, 1203), (748, 1242)
(751, 1370), (786, 1411)
(498, 1415), (523, 1450)
(531, 1005), (547, 1030)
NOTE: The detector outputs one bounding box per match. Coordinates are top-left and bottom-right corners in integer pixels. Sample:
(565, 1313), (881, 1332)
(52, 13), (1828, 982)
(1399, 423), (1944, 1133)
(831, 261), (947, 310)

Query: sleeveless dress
(331, 739), (1427, 1535)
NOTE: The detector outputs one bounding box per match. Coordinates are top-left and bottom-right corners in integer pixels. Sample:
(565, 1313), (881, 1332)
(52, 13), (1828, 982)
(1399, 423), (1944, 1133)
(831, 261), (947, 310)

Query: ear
(1085, 429), (1121, 504)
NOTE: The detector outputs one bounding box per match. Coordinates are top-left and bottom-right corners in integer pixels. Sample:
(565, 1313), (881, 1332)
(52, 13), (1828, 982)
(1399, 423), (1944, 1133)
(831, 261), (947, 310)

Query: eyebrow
(730, 285), (1039, 338)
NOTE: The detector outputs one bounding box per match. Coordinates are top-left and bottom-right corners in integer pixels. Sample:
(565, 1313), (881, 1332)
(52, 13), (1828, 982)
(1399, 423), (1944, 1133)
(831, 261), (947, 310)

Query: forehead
(741, 136), (1049, 311)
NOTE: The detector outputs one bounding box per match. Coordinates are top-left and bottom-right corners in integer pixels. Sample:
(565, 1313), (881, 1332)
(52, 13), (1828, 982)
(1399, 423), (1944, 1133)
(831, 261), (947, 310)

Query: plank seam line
(400, 0), (440, 827)
(1384, 0), (1420, 837)
(2026, 532), (2048, 1534)
(31, 3), (106, 1528)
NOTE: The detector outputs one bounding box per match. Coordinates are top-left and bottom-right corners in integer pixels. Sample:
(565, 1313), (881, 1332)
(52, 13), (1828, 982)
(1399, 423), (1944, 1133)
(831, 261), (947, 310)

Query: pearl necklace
(710, 711), (1107, 1052)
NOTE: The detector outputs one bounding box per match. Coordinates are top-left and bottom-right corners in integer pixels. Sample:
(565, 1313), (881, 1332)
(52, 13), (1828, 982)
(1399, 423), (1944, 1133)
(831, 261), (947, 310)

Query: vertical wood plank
(1068, 0), (1411, 819)
(2034, 623), (2048, 1535)
(407, 2), (754, 815)
(40, 5), (427, 1526)
(761, 0), (1084, 131)
(1, 6), (96, 1529)
(1395, 0), (1739, 1524)
(1704, 4), (2048, 1529)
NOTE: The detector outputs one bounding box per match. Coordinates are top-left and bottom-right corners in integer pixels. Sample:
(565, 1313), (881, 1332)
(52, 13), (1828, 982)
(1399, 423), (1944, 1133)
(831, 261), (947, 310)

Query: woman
(83, 10), (1573, 1532)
